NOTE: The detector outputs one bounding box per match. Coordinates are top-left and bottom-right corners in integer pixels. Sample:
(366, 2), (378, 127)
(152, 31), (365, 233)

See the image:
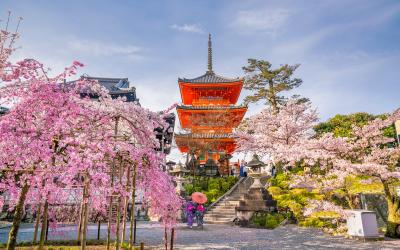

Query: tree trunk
(97, 220), (101, 240)
(115, 197), (121, 250)
(129, 163), (137, 249)
(33, 203), (41, 244)
(77, 190), (85, 243)
(386, 197), (400, 238)
(107, 117), (119, 250)
(6, 182), (30, 250)
(38, 200), (48, 250)
(164, 227), (168, 250)
(81, 178), (90, 250)
(268, 82), (278, 114)
(382, 180), (400, 238)
(121, 166), (131, 244)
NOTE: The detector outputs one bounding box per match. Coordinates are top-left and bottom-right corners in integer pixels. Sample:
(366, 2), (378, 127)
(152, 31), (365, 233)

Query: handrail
(206, 176), (249, 211)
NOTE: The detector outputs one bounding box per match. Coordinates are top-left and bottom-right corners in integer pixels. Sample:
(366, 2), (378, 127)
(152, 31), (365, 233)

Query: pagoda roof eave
(178, 72), (243, 84)
(176, 105), (247, 111)
(174, 133), (237, 139)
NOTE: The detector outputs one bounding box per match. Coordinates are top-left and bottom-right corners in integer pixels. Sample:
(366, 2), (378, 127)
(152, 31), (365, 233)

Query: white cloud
(171, 24), (204, 34)
(233, 8), (290, 35)
(68, 39), (143, 59)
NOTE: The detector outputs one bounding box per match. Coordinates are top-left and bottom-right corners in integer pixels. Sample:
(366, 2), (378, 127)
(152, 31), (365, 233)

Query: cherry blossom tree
(237, 96), (400, 237)
(333, 111), (400, 237)
(236, 99), (319, 168)
(0, 16), (182, 250)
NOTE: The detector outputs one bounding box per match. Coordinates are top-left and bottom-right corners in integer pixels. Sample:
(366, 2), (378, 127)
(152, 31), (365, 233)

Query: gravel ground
(0, 222), (399, 250)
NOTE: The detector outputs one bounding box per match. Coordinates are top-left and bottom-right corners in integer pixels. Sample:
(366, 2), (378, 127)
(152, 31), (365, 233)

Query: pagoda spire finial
(207, 33), (213, 74)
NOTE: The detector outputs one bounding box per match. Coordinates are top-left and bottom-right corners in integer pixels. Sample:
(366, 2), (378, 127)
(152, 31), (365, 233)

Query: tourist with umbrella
(192, 192), (207, 228)
(184, 198), (196, 228)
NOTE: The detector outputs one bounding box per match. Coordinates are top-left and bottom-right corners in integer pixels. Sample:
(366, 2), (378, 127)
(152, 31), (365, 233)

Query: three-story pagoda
(175, 35), (247, 172)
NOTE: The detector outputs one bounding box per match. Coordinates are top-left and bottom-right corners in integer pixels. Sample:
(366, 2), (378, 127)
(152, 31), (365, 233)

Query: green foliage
(314, 112), (376, 137)
(183, 176), (238, 206)
(299, 211), (339, 228)
(314, 112), (397, 141)
(242, 58), (303, 109)
(270, 173), (290, 189)
(269, 172), (327, 223)
(299, 217), (335, 228)
(310, 211), (341, 219)
(344, 175), (384, 195)
(268, 186), (283, 196)
(250, 212), (287, 229)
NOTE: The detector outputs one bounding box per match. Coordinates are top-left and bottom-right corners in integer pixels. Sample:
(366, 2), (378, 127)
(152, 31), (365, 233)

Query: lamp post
(204, 158), (219, 177)
(247, 154), (265, 189)
(169, 162), (190, 195)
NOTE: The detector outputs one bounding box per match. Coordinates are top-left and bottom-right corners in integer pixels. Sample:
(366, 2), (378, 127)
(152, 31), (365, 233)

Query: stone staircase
(204, 177), (252, 224)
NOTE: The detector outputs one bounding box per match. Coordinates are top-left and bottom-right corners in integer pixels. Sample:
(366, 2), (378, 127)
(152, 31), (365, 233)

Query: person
(271, 165), (276, 177)
(240, 160), (245, 177)
(184, 200), (196, 228)
(243, 162), (248, 177)
(195, 203), (205, 228)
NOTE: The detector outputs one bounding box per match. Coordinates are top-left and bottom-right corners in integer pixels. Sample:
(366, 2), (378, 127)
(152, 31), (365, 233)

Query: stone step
(209, 207), (235, 211)
(204, 216), (234, 222)
(213, 203), (237, 207)
(206, 210), (236, 215)
(220, 201), (240, 206)
(225, 197), (242, 201)
(204, 212), (236, 217)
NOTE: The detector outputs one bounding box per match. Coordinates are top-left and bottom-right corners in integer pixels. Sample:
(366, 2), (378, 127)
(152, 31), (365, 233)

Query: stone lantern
(169, 162), (190, 195)
(218, 153), (232, 176)
(166, 160), (176, 171)
(246, 154), (265, 189)
(235, 154), (277, 226)
(204, 158), (219, 177)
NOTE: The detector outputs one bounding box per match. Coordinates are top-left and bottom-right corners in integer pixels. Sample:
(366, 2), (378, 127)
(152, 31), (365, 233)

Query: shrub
(299, 217), (335, 228)
(270, 173), (290, 189)
(250, 212), (287, 229)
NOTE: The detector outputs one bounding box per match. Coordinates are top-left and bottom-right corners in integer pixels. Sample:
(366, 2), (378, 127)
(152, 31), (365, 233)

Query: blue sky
(1, 0), (400, 160)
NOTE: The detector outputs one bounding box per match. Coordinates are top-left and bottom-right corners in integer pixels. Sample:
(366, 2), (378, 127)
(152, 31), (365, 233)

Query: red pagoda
(175, 34), (247, 174)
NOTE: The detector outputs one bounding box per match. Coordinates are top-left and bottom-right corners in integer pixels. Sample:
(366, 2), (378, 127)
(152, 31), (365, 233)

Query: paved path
(0, 222), (399, 249)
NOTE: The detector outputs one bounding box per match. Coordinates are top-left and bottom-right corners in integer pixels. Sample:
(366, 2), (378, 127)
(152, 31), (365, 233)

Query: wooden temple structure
(175, 34), (247, 175)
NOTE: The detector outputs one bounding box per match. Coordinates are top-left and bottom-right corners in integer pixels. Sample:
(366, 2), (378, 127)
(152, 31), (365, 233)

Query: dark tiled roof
(177, 105), (247, 110)
(179, 72), (241, 84)
(82, 76), (131, 92)
(0, 106), (9, 115)
(71, 75), (140, 104)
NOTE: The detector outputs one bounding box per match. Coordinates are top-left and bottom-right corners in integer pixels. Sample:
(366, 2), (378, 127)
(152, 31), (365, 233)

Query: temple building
(70, 76), (175, 154)
(77, 75), (140, 104)
(175, 34), (247, 175)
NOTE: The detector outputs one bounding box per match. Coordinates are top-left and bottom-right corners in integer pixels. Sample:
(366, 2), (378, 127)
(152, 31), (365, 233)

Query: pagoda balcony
(175, 132), (236, 139)
(175, 132), (237, 154)
(177, 104), (247, 110)
(177, 105), (247, 130)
